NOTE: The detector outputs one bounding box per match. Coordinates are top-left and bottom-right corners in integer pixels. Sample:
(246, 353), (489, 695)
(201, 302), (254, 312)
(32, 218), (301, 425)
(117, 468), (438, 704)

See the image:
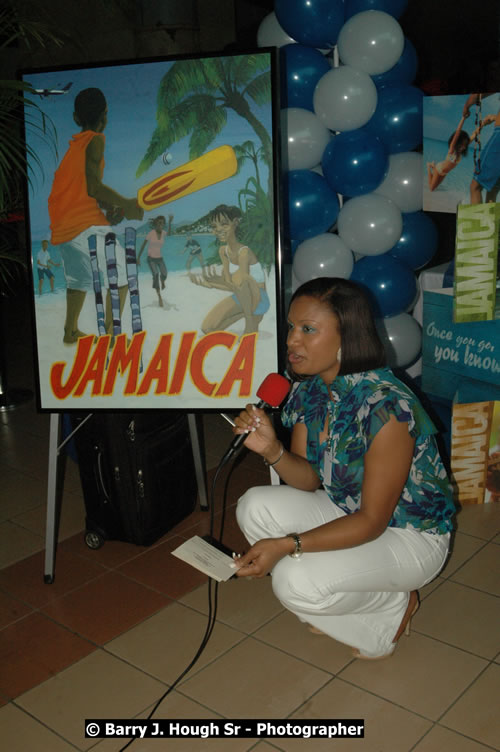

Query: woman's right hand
(233, 405), (281, 461)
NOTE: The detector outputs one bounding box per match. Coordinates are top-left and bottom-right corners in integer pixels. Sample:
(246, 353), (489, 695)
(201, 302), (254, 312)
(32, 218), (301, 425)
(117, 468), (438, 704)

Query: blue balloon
(280, 44), (331, 111)
(363, 84), (423, 153)
(371, 39), (418, 88)
(388, 211), (438, 270)
(322, 130), (389, 197)
(350, 255), (416, 317)
(345, 0), (408, 19)
(275, 0), (345, 48)
(285, 170), (340, 243)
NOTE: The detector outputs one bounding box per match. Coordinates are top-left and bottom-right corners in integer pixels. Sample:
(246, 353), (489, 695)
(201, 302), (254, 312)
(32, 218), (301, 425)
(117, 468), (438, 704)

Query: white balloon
(313, 66), (377, 132)
(293, 233), (354, 283)
(284, 108), (332, 170)
(337, 194), (402, 255)
(257, 12), (296, 47)
(291, 270), (302, 294)
(338, 11), (404, 75)
(376, 313), (422, 368)
(375, 152), (423, 213)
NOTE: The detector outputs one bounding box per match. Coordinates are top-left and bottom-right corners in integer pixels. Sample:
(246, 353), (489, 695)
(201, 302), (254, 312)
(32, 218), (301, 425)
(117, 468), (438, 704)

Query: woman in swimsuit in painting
(427, 111), (495, 192)
(191, 205), (270, 335)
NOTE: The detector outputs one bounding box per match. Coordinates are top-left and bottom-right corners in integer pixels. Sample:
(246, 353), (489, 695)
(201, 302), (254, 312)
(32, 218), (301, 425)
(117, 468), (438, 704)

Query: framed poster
(423, 92), (500, 214)
(22, 49), (283, 411)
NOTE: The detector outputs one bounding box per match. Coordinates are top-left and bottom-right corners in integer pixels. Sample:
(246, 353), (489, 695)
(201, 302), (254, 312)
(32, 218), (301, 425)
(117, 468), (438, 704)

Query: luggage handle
(94, 446), (111, 503)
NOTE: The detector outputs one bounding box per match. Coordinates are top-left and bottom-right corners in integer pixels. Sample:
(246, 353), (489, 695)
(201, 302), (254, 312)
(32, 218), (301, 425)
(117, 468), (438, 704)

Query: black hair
(208, 204), (242, 223)
(149, 215), (166, 228)
(74, 88), (107, 129)
(449, 129), (470, 155)
(289, 277), (386, 377)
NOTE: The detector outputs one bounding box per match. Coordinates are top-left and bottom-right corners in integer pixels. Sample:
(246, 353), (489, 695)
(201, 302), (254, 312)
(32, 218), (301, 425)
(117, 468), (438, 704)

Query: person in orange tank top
(48, 88), (143, 344)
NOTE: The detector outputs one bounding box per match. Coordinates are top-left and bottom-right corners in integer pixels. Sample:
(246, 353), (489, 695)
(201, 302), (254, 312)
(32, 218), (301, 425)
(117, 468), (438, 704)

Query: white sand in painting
(33, 269), (278, 410)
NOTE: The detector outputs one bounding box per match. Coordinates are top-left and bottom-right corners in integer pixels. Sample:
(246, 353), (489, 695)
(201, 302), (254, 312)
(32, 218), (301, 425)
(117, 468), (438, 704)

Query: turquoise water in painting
(31, 232), (216, 294)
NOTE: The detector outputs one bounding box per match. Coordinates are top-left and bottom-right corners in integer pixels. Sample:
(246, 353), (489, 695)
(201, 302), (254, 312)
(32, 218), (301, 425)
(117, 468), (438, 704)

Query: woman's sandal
(351, 590), (420, 661)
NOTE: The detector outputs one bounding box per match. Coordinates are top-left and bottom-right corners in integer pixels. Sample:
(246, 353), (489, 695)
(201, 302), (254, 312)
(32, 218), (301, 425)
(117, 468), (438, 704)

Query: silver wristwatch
(286, 532), (302, 559)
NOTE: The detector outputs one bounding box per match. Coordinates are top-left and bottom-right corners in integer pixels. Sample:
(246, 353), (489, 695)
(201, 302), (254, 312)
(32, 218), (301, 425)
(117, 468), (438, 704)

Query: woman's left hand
(235, 538), (291, 578)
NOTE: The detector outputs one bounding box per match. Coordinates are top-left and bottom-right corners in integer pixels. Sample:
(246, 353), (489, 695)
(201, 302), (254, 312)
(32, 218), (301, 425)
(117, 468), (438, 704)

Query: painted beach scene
(23, 52), (279, 410)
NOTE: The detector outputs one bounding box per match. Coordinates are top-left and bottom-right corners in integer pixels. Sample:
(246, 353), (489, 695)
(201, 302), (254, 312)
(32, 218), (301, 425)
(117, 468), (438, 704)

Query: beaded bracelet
(263, 442), (284, 467)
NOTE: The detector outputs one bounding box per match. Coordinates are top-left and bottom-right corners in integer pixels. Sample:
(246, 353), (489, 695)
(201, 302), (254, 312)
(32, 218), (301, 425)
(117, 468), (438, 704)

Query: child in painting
(48, 87), (143, 344)
(426, 112), (495, 192)
(37, 239), (60, 295)
(180, 233), (206, 276)
(138, 214), (173, 307)
(191, 204), (269, 335)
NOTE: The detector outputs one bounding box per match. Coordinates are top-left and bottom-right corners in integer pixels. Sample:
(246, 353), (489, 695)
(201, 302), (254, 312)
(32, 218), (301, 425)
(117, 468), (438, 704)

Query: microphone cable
(118, 373), (290, 749)
(118, 440), (241, 752)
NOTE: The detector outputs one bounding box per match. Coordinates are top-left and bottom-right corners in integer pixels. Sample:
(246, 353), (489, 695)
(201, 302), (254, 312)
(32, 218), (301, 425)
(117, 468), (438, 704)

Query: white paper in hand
(171, 535), (237, 582)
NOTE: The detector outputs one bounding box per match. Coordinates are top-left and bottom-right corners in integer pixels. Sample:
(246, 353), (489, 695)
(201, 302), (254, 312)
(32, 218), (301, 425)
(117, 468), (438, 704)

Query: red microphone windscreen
(256, 373), (290, 407)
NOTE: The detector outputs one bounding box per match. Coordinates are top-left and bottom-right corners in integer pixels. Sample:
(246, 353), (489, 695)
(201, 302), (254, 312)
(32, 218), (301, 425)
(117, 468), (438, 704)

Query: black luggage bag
(71, 412), (198, 549)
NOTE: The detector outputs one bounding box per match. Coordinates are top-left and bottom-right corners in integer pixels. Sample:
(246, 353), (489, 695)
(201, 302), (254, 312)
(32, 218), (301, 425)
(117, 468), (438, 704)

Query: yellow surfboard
(137, 145), (237, 210)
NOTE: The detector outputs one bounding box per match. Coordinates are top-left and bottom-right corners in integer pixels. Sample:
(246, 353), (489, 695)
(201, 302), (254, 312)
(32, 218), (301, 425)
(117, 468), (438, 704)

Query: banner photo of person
(22, 50), (282, 411)
(423, 92), (500, 214)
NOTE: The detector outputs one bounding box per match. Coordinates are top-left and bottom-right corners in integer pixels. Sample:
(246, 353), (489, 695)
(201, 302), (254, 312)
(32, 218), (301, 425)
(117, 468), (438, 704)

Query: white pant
(236, 486), (450, 657)
(60, 227), (127, 291)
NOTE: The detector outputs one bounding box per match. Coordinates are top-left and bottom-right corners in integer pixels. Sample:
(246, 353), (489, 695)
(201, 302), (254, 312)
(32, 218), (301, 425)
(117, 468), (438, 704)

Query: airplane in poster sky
(34, 82), (72, 98)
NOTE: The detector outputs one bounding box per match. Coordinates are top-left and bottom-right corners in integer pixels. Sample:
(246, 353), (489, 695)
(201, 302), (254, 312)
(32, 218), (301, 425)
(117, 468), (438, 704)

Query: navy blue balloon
(345, 0), (408, 19)
(388, 211), (438, 270)
(286, 170), (340, 243)
(350, 255), (416, 317)
(280, 44), (331, 111)
(364, 84), (423, 153)
(322, 130), (389, 197)
(371, 39), (418, 88)
(275, 0), (345, 48)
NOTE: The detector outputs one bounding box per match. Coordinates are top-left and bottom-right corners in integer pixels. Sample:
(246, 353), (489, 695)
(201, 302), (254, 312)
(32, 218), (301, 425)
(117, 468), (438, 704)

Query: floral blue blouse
(281, 368), (455, 535)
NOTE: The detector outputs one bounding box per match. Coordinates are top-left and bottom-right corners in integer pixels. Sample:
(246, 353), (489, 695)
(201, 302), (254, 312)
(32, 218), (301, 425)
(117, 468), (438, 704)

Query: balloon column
(258, 0), (436, 369)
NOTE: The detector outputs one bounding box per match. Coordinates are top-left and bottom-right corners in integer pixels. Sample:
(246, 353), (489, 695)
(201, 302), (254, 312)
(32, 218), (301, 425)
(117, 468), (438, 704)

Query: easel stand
(44, 413), (208, 584)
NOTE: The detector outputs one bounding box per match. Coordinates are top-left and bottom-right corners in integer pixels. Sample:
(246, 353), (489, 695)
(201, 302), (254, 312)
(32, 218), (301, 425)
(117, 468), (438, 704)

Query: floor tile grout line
(1, 559), (191, 618)
(2, 403), (500, 748)
(249, 630), (353, 677)
(9, 700), (82, 751)
(99, 621), (251, 693)
(407, 722), (440, 752)
(432, 722), (500, 751)
(326, 674), (453, 726)
(174, 599), (286, 640)
(446, 576), (500, 597)
(407, 720), (500, 752)
(407, 626), (498, 661)
(432, 659), (497, 724)
(422, 574), (500, 600)
(440, 536), (491, 579)
(282, 674), (338, 723)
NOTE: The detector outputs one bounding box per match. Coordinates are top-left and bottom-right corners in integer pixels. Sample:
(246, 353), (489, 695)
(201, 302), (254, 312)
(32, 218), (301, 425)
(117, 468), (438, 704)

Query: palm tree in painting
(136, 55), (273, 195)
(233, 140), (266, 191)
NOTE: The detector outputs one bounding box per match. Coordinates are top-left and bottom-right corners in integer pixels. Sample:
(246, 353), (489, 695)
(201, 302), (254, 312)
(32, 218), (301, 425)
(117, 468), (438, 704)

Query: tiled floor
(0, 289), (499, 751)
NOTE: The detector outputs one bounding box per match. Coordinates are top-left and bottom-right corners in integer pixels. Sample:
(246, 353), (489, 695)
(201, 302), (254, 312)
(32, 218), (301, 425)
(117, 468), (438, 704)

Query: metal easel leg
(188, 413), (208, 510)
(44, 413), (61, 584)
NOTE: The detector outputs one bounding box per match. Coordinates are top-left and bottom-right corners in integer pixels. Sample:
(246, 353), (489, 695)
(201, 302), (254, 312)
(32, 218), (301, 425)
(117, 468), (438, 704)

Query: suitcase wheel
(85, 530), (105, 550)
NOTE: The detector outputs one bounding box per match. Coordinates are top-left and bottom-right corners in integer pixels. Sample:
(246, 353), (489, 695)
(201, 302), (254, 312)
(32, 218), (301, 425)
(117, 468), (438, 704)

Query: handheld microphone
(219, 373), (291, 466)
